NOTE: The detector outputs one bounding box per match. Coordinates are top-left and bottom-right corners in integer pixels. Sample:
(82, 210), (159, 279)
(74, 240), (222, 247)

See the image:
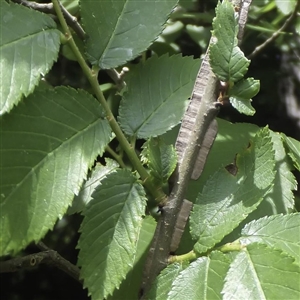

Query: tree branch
(248, 0), (300, 59)
(140, 69), (219, 298)
(237, 0), (252, 45)
(0, 243), (81, 283)
(140, 0), (253, 297)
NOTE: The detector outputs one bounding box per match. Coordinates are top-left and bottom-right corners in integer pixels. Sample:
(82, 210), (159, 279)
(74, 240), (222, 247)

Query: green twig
(51, 0), (166, 203)
(217, 240), (245, 252)
(105, 145), (126, 168)
(168, 251), (197, 264)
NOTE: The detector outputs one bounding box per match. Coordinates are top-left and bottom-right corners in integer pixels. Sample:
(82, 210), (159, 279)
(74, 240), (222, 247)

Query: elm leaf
(168, 252), (231, 300)
(0, 1), (60, 115)
(222, 244), (300, 300)
(241, 213), (300, 265)
(77, 169), (147, 299)
(141, 137), (177, 183)
(190, 127), (275, 254)
(118, 54), (200, 138)
(209, 0), (250, 82)
(80, 0), (178, 69)
(229, 78), (260, 116)
(0, 87), (111, 255)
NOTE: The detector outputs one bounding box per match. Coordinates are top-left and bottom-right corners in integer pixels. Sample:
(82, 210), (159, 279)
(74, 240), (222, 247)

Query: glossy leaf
(68, 158), (119, 214)
(187, 119), (259, 203)
(141, 137), (177, 183)
(0, 87), (112, 255)
(209, 0), (250, 82)
(222, 243), (300, 300)
(0, 1), (60, 115)
(108, 216), (156, 300)
(178, 120), (259, 254)
(77, 169), (147, 300)
(229, 78), (260, 116)
(168, 252), (231, 300)
(80, 0), (178, 69)
(275, 0), (297, 15)
(241, 213), (300, 265)
(118, 54), (200, 138)
(282, 134), (300, 171)
(190, 127), (275, 254)
(213, 130), (298, 247)
(262, 131), (296, 214)
(147, 262), (188, 300)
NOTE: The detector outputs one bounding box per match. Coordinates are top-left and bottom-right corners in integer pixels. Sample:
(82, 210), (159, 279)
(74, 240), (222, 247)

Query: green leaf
(77, 169), (147, 300)
(0, 1), (60, 115)
(222, 243), (300, 300)
(241, 214), (300, 265)
(150, 39), (179, 56)
(168, 252), (231, 300)
(229, 78), (260, 116)
(246, 23), (279, 34)
(0, 87), (111, 255)
(118, 54), (200, 138)
(221, 131), (298, 245)
(141, 137), (177, 183)
(282, 134), (300, 171)
(147, 262), (189, 300)
(187, 119), (259, 203)
(178, 120), (259, 255)
(80, 0), (178, 69)
(262, 131), (296, 214)
(209, 0), (250, 82)
(186, 25), (210, 50)
(108, 216), (156, 300)
(190, 127), (275, 254)
(161, 21), (184, 43)
(68, 158), (119, 214)
(275, 0), (297, 15)
(229, 98), (255, 116)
